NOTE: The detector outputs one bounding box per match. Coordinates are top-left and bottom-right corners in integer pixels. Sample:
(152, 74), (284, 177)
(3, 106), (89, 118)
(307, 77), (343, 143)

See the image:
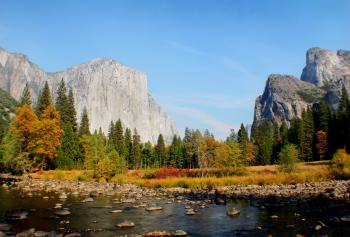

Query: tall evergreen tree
(19, 83), (32, 106)
(299, 109), (314, 161)
(155, 134), (166, 167)
(35, 81), (52, 116)
(107, 121), (116, 150)
(56, 122), (82, 169)
(336, 85), (350, 151)
(67, 88), (78, 131)
(124, 128), (132, 166)
(114, 119), (125, 157)
(78, 107), (90, 136)
(55, 79), (69, 126)
(169, 135), (184, 168)
(280, 121), (289, 146)
(141, 141), (154, 168)
(131, 128), (141, 169)
(237, 123), (248, 161)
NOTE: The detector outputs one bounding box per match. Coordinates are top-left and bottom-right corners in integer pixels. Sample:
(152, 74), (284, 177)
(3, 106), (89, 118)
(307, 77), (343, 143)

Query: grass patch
(29, 162), (332, 188)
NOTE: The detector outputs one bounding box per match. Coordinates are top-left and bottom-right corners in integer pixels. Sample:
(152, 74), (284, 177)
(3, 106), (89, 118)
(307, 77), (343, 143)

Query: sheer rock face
(254, 48), (350, 125)
(0, 48), (177, 143)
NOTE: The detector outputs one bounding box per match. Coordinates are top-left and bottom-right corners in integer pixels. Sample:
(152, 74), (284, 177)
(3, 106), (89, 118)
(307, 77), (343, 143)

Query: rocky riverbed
(0, 178), (350, 236)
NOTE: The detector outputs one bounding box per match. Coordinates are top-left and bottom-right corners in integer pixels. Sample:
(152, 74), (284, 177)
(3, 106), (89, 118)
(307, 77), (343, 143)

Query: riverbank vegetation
(0, 81), (349, 187)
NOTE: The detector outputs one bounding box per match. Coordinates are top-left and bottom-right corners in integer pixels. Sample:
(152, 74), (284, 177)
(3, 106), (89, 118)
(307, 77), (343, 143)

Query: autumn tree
(11, 105), (38, 152)
(30, 105), (63, 169)
(315, 130), (328, 160)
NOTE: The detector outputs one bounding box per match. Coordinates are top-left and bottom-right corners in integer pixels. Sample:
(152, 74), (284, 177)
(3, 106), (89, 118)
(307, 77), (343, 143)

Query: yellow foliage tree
(11, 105), (38, 152)
(29, 105), (63, 169)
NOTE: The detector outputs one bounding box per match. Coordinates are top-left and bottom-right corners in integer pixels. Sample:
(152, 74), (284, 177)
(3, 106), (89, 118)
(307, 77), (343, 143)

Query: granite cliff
(0, 48), (177, 143)
(254, 47), (350, 125)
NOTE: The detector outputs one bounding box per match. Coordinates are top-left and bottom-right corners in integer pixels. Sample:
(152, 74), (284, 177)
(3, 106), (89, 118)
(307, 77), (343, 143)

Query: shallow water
(0, 184), (350, 237)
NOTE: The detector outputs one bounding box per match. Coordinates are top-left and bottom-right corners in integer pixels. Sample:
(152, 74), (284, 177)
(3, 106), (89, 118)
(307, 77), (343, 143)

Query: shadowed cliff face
(0, 48), (177, 143)
(254, 48), (350, 125)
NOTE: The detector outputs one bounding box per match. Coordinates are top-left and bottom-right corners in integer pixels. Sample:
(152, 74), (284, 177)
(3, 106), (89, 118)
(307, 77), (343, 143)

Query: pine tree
(19, 83), (32, 106)
(318, 102), (331, 132)
(35, 81), (52, 116)
(336, 85), (350, 151)
(155, 134), (166, 167)
(78, 107), (90, 136)
(124, 128), (132, 166)
(55, 79), (69, 126)
(67, 88), (78, 131)
(56, 122), (82, 169)
(280, 121), (289, 146)
(169, 135), (184, 168)
(299, 109), (314, 161)
(141, 141), (154, 168)
(237, 123), (248, 161)
(114, 119), (125, 157)
(131, 128), (141, 169)
(107, 121), (116, 150)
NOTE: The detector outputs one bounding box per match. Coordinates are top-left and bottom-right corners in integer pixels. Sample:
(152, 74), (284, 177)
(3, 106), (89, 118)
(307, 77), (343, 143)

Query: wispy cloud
(164, 40), (257, 80)
(166, 104), (238, 140)
(158, 93), (254, 109)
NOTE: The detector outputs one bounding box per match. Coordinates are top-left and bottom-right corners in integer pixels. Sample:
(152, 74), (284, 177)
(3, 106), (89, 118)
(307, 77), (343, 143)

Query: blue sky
(1, 0), (349, 139)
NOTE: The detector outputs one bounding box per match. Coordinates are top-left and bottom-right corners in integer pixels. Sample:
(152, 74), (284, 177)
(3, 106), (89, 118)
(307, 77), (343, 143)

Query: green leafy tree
(278, 144), (299, 173)
(19, 83), (32, 106)
(78, 107), (90, 136)
(80, 132), (107, 169)
(35, 81), (52, 116)
(226, 140), (244, 167)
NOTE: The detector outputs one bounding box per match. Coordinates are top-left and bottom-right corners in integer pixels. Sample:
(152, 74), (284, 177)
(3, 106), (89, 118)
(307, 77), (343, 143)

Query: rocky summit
(254, 47), (350, 125)
(0, 48), (177, 143)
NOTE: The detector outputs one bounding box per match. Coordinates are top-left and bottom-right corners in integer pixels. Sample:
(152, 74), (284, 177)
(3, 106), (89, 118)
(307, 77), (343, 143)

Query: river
(0, 181), (349, 237)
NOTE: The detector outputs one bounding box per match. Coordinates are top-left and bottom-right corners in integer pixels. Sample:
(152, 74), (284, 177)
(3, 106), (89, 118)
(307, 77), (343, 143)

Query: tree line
(0, 82), (349, 174)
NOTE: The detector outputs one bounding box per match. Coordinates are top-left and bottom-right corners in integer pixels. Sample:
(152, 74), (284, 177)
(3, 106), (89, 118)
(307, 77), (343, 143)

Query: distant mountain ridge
(254, 47), (350, 125)
(0, 48), (177, 143)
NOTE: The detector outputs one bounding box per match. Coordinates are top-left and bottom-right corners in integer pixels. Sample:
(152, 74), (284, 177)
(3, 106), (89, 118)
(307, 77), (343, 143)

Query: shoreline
(2, 177), (350, 204)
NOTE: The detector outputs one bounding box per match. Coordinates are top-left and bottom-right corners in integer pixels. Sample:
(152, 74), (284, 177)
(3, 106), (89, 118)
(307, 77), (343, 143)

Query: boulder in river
(54, 209), (71, 216)
(116, 221), (135, 228)
(146, 207), (163, 211)
(226, 208), (240, 216)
